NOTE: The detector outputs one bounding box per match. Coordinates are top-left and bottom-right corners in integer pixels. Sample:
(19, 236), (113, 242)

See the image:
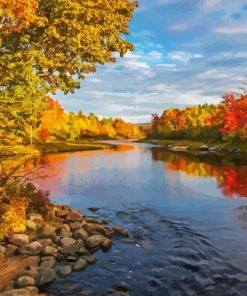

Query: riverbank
(138, 139), (247, 156)
(0, 140), (116, 157)
(0, 205), (127, 295)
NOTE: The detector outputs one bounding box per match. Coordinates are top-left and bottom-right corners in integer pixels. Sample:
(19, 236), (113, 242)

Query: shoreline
(0, 204), (128, 295)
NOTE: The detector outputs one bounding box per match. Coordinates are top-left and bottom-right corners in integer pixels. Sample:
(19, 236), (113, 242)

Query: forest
(149, 92), (247, 149)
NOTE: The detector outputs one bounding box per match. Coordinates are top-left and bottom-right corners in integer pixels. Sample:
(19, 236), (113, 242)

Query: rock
(85, 217), (97, 223)
(16, 276), (35, 288)
(4, 244), (17, 257)
(4, 280), (15, 291)
(113, 227), (124, 235)
(1, 287), (38, 296)
(69, 222), (82, 232)
(78, 247), (90, 255)
(77, 239), (85, 248)
(56, 228), (72, 238)
(59, 265), (72, 276)
(40, 258), (56, 268)
(101, 237), (112, 251)
(67, 255), (79, 261)
(26, 220), (37, 231)
(56, 210), (70, 218)
(73, 258), (87, 271)
(36, 267), (56, 286)
(85, 235), (105, 248)
(60, 245), (79, 254)
(66, 211), (83, 222)
(8, 234), (29, 247)
(199, 145), (209, 151)
(72, 228), (89, 240)
(81, 255), (97, 264)
(60, 237), (77, 247)
(30, 213), (43, 223)
(60, 224), (71, 232)
(40, 224), (56, 238)
(37, 239), (53, 247)
(19, 266), (38, 279)
(0, 245), (6, 254)
(209, 146), (219, 152)
(43, 246), (58, 255)
(88, 206), (99, 212)
(18, 241), (42, 255)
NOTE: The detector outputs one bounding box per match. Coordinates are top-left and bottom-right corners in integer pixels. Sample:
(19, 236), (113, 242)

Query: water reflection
(152, 149), (247, 199)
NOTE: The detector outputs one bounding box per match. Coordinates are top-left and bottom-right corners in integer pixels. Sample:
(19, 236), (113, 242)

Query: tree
(1, 0), (139, 95)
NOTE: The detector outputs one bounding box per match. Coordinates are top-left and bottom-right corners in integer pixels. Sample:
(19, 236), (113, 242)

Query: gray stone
(8, 234), (29, 247)
(60, 245), (79, 254)
(59, 265), (72, 276)
(18, 241), (42, 255)
(72, 228), (89, 240)
(43, 246), (58, 255)
(16, 276), (35, 288)
(60, 237), (77, 247)
(73, 258), (87, 271)
(36, 267), (56, 286)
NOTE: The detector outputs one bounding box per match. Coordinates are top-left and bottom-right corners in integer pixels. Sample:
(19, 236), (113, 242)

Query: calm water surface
(35, 141), (247, 296)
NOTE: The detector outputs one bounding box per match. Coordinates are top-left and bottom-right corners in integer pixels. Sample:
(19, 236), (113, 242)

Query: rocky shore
(0, 206), (128, 295)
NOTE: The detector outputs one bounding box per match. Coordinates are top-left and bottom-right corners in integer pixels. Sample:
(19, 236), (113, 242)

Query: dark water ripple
(45, 207), (247, 296)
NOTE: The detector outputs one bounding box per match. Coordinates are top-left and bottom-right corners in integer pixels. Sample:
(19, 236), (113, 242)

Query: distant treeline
(148, 92), (247, 144)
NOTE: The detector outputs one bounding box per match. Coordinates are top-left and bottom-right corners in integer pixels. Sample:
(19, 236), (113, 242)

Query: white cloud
(215, 25), (247, 34)
(167, 51), (203, 63)
(202, 0), (225, 10)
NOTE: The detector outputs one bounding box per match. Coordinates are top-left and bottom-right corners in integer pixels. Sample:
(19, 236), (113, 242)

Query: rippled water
(34, 141), (247, 296)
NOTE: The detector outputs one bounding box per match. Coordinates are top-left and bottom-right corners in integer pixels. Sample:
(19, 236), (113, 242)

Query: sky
(57, 0), (247, 123)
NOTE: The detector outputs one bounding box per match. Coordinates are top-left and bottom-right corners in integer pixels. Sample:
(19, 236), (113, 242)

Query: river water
(35, 141), (247, 296)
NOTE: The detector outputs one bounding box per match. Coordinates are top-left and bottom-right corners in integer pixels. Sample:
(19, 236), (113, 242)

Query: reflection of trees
(152, 149), (247, 198)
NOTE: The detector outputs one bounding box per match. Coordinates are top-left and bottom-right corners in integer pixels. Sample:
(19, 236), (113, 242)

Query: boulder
(60, 237), (77, 247)
(69, 222), (82, 232)
(85, 235), (105, 248)
(55, 228), (72, 238)
(78, 247), (90, 255)
(60, 245), (79, 254)
(40, 224), (56, 238)
(101, 237), (112, 251)
(66, 212), (83, 222)
(56, 210), (70, 218)
(72, 228), (89, 240)
(73, 258), (87, 271)
(16, 276), (35, 288)
(59, 265), (72, 276)
(18, 241), (42, 255)
(8, 234), (29, 247)
(37, 239), (53, 247)
(60, 224), (71, 232)
(19, 266), (38, 279)
(36, 267), (56, 286)
(113, 227), (124, 235)
(67, 255), (79, 261)
(43, 246), (58, 255)
(40, 258), (56, 268)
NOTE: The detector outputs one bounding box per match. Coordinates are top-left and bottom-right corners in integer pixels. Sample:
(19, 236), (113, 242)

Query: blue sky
(57, 0), (247, 123)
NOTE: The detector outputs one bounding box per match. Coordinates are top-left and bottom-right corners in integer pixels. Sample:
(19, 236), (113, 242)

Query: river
(34, 141), (247, 296)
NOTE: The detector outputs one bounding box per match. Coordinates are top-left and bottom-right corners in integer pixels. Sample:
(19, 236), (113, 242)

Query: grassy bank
(35, 140), (115, 154)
